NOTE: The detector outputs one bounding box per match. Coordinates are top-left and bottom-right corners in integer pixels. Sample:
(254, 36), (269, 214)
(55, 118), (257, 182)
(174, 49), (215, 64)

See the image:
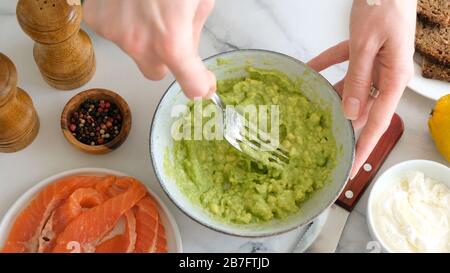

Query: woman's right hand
(83, 0), (216, 99)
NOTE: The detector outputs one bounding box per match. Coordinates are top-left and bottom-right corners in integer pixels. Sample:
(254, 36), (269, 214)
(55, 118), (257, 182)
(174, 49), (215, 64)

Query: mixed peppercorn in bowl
(61, 88), (132, 154)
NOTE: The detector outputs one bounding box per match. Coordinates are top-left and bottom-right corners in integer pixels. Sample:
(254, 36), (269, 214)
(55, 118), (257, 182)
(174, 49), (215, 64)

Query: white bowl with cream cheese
(367, 160), (450, 253)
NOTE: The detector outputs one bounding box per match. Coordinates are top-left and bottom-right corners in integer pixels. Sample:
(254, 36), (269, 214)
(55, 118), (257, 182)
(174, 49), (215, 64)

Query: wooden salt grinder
(0, 53), (40, 153)
(16, 0), (96, 90)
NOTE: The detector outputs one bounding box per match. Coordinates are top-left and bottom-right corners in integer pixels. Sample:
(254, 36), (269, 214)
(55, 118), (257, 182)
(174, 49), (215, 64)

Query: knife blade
(303, 113), (404, 253)
(304, 204), (349, 253)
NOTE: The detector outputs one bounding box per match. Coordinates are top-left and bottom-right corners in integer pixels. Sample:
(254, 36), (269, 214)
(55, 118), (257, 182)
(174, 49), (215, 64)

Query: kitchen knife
(301, 113), (404, 253)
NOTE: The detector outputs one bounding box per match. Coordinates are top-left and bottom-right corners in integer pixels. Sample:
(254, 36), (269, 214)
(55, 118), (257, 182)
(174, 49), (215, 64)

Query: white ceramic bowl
(0, 168), (183, 253)
(367, 160), (450, 253)
(150, 49), (355, 237)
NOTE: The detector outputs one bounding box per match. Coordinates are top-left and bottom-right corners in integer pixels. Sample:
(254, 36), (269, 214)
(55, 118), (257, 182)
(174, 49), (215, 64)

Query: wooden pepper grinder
(0, 53), (40, 153)
(16, 0), (96, 90)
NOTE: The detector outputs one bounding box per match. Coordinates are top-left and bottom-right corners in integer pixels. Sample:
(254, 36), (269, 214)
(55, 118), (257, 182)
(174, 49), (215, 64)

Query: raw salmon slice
(95, 210), (136, 253)
(51, 177), (146, 253)
(133, 196), (162, 253)
(2, 176), (111, 253)
(95, 180), (139, 253)
(155, 222), (168, 253)
(52, 187), (104, 233)
(38, 187), (104, 253)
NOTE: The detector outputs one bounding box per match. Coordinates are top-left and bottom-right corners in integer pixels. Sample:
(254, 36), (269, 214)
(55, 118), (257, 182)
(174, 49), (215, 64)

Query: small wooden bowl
(61, 88), (132, 154)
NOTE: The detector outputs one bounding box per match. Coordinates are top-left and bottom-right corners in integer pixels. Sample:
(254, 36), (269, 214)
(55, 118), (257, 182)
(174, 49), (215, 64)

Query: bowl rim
(60, 88), (132, 154)
(366, 159), (450, 253)
(0, 167), (183, 253)
(149, 49), (355, 237)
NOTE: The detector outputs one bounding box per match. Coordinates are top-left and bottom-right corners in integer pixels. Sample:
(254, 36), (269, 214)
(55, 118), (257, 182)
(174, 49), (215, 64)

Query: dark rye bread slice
(417, 0), (450, 26)
(422, 57), (450, 82)
(415, 20), (450, 66)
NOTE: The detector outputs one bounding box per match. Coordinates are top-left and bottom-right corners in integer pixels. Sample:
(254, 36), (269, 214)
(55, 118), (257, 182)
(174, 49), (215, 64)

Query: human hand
(83, 0), (216, 99)
(308, 0), (416, 178)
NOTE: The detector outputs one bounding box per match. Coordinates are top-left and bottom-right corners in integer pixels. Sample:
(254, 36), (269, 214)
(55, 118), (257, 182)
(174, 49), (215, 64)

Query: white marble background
(0, 0), (446, 253)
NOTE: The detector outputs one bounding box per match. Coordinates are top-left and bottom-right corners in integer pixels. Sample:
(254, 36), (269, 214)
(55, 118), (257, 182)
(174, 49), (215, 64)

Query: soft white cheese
(372, 171), (450, 253)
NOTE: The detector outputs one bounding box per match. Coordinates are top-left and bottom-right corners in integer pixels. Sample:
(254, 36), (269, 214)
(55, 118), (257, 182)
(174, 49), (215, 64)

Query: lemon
(428, 94), (450, 162)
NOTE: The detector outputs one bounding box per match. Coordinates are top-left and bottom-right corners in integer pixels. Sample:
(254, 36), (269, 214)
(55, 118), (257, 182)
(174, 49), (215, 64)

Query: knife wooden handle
(336, 113), (404, 212)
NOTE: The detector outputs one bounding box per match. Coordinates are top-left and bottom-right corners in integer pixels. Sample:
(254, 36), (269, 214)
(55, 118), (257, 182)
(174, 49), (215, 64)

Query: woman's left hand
(308, 0), (417, 178)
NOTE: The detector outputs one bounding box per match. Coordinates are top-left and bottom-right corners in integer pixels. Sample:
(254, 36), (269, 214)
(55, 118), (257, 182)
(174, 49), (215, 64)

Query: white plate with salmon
(0, 168), (182, 253)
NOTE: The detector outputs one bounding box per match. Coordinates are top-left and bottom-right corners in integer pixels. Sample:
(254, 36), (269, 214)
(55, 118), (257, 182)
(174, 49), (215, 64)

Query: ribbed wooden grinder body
(16, 0), (95, 90)
(0, 53), (39, 153)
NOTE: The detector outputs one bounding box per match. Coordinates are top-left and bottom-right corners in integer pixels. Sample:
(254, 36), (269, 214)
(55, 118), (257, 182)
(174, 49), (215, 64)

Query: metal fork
(210, 93), (289, 168)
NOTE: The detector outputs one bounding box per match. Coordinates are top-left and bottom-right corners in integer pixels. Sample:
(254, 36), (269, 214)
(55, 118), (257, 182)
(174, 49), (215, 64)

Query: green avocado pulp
(167, 67), (337, 224)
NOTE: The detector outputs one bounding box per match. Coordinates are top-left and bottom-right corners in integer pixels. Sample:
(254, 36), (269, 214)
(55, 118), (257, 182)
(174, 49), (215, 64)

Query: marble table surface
(0, 0), (447, 253)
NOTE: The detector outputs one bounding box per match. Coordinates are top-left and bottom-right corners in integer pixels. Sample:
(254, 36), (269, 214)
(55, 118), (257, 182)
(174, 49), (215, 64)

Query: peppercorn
(69, 124), (77, 132)
(69, 98), (123, 146)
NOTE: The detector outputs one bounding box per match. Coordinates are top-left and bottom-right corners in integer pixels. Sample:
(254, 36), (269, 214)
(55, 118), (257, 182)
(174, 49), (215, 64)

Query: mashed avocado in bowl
(150, 50), (354, 237)
(168, 67), (337, 224)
